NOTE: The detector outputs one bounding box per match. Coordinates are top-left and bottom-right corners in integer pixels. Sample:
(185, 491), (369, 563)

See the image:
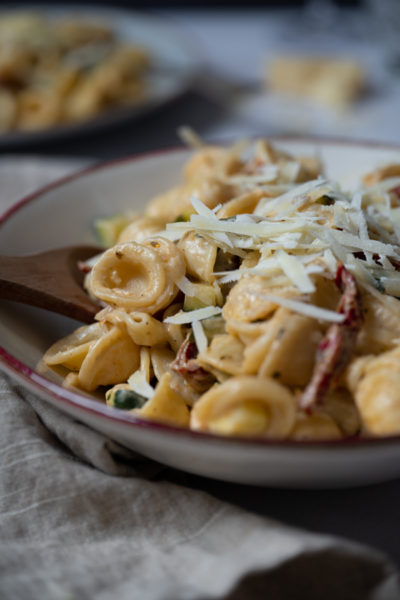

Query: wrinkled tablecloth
(0, 158), (399, 600)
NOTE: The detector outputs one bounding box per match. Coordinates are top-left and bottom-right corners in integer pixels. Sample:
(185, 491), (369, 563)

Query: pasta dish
(43, 134), (400, 440)
(0, 12), (150, 133)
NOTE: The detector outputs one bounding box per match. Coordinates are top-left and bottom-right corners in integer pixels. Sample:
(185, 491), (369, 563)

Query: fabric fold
(0, 375), (399, 600)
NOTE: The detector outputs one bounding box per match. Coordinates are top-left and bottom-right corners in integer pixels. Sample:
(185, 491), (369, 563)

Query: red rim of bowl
(2, 136), (400, 450)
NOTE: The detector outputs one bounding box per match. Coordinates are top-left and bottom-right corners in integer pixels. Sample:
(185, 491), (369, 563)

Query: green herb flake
(108, 389), (147, 410)
(374, 278), (385, 294)
(316, 195), (335, 206)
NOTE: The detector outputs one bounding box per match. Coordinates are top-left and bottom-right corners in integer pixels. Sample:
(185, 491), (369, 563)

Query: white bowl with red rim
(2, 137), (400, 488)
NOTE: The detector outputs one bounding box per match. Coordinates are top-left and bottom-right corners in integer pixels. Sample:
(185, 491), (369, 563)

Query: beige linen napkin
(0, 158), (399, 600)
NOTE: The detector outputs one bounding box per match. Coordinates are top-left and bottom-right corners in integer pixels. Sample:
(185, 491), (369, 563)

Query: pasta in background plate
(0, 12), (150, 132)
(43, 135), (400, 440)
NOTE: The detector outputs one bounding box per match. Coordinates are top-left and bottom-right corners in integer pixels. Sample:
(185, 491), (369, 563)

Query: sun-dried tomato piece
(300, 263), (363, 411)
(77, 260), (92, 274)
(171, 332), (216, 393)
(390, 185), (400, 201)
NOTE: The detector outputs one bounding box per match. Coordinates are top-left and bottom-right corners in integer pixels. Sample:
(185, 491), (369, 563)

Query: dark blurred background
(0, 0), (361, 7)
(0, 0), (397, 157)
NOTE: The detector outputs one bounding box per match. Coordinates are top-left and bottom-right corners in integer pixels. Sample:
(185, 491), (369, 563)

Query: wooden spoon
(0, 245), (103, 323)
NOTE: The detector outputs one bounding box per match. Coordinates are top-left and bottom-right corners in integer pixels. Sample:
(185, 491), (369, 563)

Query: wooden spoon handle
(0, 247), (101, 323)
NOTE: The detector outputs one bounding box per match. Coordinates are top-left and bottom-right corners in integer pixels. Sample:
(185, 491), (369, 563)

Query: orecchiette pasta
(345, 348), (400, 435)
(146, 178), (232, 223)
(257, 312), (323, 387)
(143, 237), (186, 284)
(117, 216), (165, 244)
(162, 302), (186, 352)
(241, 307), (320, 380)
(43, 136), (400, 439)
(97, 307), (168, 346)
(88, 242), (167, 310)
(17, 88), (62, 131)
(150, 346), (175, 381)
(137, 373), (190, 426)
(88, 239), (184, 314)
(291, 411), (341, 440)
(356, 291), (400, 354)
(178, 233), (218, 284)
(216, 189), (265, 219)
(191, 376), (296, 438)
(43, 322), (109, 371)
(78, 325), (140, 391)
(197, 334), (244, 376)
(222, 276), (299, 323)
(322, 389), (361, 437)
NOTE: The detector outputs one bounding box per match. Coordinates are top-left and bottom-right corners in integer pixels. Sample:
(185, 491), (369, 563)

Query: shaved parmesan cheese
(266, 233), (301, 250)
(351, 207), (369, 240)
(331, 229), (400, 258)
(213, 231), (234, 248)
(159, 229), (183, 241)
(259, 184), (293, 194)
(162, 161), (400, 306)
(176, 276), (199, 296)
(333, 203), (351, 230)
(212, 280), (224, 305)
(381, 277), (400, 296)
(366, 210), (396, 244)
(217, 271), (243, 284)
(305, 265), (325, 276)
(254, 178), (329, 217)
(380, 256), (396, 271)
(191, 196), (218, 220)
(351, 190), (363, 210)
(168, 214), (313, 238)
(127, 371), (154, 399)
(324, 249), (338, 275)
(215, 256), (281, 283)
(254, 191), (308, 219)
(164, 306), (222, 325)
(275, 249), (315, 293)
(391, 207), (400, 226)
(190, 197), (233, 247)
(345, 254), (377, 287)
(192, 320), (208, 353)
(255, 293), (345, 323)
(316, 229), (348, 264)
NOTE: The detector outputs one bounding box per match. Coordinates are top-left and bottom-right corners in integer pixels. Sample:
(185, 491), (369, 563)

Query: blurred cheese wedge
(266, 56), (365, 108)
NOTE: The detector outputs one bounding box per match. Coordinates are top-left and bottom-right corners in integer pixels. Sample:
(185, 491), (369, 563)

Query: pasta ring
(89, 242), (166, 312)
(43, 322), (108, 370)
(78, 325), (140, 391)
(191, 375), (296, 438)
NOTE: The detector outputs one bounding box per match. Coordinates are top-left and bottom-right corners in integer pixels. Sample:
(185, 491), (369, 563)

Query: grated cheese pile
(162, 162), (400, 324)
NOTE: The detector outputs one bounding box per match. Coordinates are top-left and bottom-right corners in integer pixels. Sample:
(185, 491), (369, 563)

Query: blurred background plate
(0, 4), (202, 148)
